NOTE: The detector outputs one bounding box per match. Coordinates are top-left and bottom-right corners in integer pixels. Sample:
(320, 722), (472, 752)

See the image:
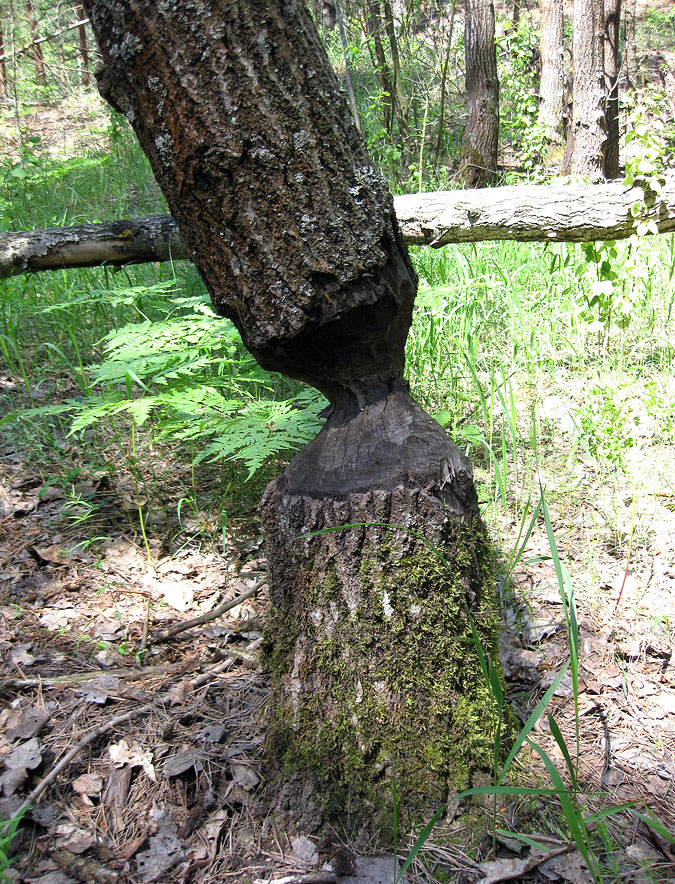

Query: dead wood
(150, 576), (267, 644)
(52, 848), (119, 884)
(1, 177), (674, 278)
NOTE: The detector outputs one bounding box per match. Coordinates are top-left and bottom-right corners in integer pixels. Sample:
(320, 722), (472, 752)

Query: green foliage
(577, 382), (639, 471)
(497, 18), (548, 176)
(16, 284), (327, 480)
(0, 806), (27, 883)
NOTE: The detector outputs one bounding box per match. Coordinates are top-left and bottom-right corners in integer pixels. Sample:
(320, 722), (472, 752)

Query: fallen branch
(151, 576), (267, 644)
(2, 176), (674, 278)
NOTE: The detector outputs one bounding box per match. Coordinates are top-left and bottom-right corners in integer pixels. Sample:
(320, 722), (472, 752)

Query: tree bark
(624, 0), (638, 90)
(539, 0), (565, 142)
(563, 0), (622, 179)
(0, 3), (7, 99)
(25, 0), (45, 84)
(603, 0), (621, 179)
(459, 0), (499, 187)
(5, 176), (675, 278)
(75, 1), (90, 87)
(82, 0), (499, 835)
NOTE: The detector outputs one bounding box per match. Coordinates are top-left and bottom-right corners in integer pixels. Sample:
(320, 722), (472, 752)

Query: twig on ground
(19, 656), (237, 812)
(150, 576), (267, 644)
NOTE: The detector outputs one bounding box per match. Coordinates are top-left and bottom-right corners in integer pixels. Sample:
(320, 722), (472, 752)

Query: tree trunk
(365, 1), (393, 137)
(82, 0), (499, 834)
(75, 2), (89, 87)
(603, 0), (621, 179)
(563, 0), (622, 180)
(539, 0), (565, 142)
(382, 0), (409, 141)
(25, 0), (45, 84)
(459, 0), (499, 187)
(5, 175), (675, 277)
(624, 0), (638, 90)
(0, 4), (7, 100)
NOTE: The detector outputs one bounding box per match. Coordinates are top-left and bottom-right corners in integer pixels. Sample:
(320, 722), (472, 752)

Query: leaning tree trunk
(459, 0), (499, 187)
(539, 0), (565, 143)
(83, 0), (500, 834)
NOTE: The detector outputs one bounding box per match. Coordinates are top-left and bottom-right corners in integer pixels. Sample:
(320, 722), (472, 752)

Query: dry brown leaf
(108, 738), (156, 781)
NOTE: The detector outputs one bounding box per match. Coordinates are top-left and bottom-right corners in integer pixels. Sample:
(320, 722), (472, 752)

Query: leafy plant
(10, 284), (327, 481)
(0, 806), (27, 883)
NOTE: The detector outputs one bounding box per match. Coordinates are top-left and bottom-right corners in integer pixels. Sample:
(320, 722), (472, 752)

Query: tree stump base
(260, 392), (500, 835)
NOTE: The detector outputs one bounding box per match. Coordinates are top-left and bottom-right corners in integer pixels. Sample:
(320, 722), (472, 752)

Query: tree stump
(83, 0), (502, 834)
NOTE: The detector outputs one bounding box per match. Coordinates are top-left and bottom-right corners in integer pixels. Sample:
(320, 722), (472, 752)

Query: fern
(16, 281), (328, 479)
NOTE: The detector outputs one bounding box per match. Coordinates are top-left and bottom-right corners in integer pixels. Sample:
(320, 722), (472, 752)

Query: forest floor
(1, 371), (674, 884)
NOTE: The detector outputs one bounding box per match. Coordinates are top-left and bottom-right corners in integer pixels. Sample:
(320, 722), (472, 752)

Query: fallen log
(1, 175), (674, 279)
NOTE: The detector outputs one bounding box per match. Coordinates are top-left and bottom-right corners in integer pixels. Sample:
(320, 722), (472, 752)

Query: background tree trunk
(83, 0), (499, 834)
(0, 4), (7, 100)
(459, 0), (499, 187)
(539, 0), (565, 142)
(624, 0), (638, 89)
(563, 0), (603, 177)
(74, 2), (89, 87)
(603, 0), (621, 179)
(563, 0), (622, 179)
(25, 0), (45, 84)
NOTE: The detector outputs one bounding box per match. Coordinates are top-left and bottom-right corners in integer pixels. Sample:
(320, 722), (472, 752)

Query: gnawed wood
(2, 176), (673, 279)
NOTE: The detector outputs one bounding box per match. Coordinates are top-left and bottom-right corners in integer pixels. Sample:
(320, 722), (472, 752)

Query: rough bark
(5, 176), (675, 278)
(459, 0), (499, 187)
(603, 0), (621, 179)
(539, 0), (565, 142)
(83, 0), (499, 835)
(563, 0), (622, 179)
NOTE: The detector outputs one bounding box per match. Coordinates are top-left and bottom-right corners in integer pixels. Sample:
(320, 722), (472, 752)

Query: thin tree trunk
(82, 0), (499, 835)
(382, 0), (409, 140)
(365, 1), (393, 136)
(624, 0), (637, 90)
(434, 0), (457, 167)
(539, 0), (565, 142)
(459, 0), (499, 186)
(25, 0), (45, 84)
(603, 0), (621, 179)
(0, 4), (7, 100)
(75, 1), (89, 87)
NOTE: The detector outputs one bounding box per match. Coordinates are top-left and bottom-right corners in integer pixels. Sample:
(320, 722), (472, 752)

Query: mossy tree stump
(84, 0), (502, 834)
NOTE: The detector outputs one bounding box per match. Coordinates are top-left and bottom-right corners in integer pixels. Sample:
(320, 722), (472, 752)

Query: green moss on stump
(263, 517), (504, 830)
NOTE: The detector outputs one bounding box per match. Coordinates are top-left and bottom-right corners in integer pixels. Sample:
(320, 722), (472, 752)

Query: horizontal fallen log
(1, 176), (674, 278)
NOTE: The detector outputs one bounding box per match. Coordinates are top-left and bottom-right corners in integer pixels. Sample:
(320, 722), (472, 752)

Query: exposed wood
(0, 214), (189, 278)
(2, 177), (674, 278)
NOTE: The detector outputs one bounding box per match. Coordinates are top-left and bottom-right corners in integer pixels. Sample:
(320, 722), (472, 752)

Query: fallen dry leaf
(0, 736), (42, 796)
(108, 738), (156, 781)
(4, 706), (49, 741)
(135, 806), (184, 882)
(479, 847), (568, 884)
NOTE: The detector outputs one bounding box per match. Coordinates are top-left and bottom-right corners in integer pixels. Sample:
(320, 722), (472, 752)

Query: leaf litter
(1, 403), (675, 883)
